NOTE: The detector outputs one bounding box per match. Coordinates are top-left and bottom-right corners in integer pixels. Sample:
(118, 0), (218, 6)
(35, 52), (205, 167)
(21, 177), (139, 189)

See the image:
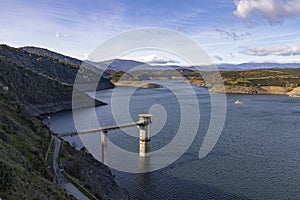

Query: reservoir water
(48, 81), (300, 200)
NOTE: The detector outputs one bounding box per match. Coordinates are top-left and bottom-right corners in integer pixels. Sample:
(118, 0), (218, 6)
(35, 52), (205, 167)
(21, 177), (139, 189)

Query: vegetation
(0, 45), (110, 115)
(171, 68), (300, 88)
(109, 70), (141, 82)
(0, 44), (130, 199)
(0, 94), (71, 199)
(220, 69), (300, 87)
(61, 144), (129, 200)
(0, 45), (113, 87)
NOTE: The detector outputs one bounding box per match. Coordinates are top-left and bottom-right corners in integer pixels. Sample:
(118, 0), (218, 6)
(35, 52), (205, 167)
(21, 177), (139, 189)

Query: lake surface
(48, 81), (300, 200)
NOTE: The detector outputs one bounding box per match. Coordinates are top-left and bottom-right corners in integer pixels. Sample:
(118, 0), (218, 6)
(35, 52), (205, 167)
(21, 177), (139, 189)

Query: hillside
(0, 45), (115, 115)
(0, 93), (129, 199)
(21, 46), (82, 66)
(0, 45), (129, 199)
(0, 94), (71, 199)
(89, 59), (152, 72)
(0, 45), (114, 90)
(189, 68), (300, 96)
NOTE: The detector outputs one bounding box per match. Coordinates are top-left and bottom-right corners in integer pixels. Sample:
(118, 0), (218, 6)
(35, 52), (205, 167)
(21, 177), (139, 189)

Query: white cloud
(215, 27), (251, 40)
(55, 32), (69, 39)
(125, 54), (180, 65)
(169, 8), (206, 26)
(240, 43), (300, 56)
(234, 0), (300, 25)
(269, 57), (300, 63)
(82, 53), (89, 60)
(55, 32), (60, 38)
(214, 55), (223, 61)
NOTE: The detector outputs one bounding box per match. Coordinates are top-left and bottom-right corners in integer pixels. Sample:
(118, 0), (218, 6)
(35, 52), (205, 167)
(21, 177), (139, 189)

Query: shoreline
(111, 80), (161, 88)
(210, 86), (300, 98)
(189, 79), (300, 98)
(43, 109), (130, 199)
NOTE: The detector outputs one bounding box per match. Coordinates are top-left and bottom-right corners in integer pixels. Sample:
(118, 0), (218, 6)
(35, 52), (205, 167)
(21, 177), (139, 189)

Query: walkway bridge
(55, 114), (152, 159)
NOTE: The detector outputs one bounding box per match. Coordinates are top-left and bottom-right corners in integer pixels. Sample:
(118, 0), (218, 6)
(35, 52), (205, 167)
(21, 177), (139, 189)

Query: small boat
(234, 100), (244, 105)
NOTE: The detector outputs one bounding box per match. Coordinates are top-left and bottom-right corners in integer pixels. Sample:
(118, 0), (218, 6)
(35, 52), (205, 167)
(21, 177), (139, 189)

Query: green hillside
(0, 45), (128, 199)
(0, 94), (71, 199)
(0, 45), (113, 115)
(220, 68), (300, 87)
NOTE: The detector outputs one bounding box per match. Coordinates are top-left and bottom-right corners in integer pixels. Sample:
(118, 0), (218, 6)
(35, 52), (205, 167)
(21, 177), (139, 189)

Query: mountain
(0, 44), (114, 115)
(88, 59), (153, 71)
(89, 58), (300, 72)
(216, 63), (300, 71)
(0, 45), (114, 88)
(151, 63), (300, 71)
(21, 46), (82, 65)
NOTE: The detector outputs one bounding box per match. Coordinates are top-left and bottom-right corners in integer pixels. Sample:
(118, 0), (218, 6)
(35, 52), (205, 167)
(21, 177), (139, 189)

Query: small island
(108, 71), (161, 88)
(112, 80), (161, 88)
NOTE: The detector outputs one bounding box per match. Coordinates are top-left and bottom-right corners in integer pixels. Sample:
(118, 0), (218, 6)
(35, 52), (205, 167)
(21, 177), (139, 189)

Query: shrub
(0, 160), (14, 191)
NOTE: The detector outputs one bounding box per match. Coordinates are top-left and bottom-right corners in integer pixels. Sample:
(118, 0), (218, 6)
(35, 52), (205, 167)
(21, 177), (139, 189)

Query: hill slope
(0, 94), (71, 199)
(188, 68), (300, 96)
(0, 45), (129, 199)
(0, 45), (115, 115)
(0, 45), (114, 90)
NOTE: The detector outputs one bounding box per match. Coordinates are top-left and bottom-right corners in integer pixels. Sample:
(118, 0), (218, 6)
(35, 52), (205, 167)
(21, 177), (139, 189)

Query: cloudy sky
(1, 0), (300, 64)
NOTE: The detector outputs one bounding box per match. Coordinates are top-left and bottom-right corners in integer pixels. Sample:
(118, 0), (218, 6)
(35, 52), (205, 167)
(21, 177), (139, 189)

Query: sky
(1, 0), (300, 65)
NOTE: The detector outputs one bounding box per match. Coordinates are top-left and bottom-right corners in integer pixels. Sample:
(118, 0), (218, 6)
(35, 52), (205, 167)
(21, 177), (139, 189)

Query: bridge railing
(55, 114), (152, 160)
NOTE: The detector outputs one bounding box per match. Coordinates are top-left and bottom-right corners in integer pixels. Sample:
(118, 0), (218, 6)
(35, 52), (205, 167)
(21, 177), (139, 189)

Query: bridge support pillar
(138, 114), (152, 157)
(101, 130), (107, 164)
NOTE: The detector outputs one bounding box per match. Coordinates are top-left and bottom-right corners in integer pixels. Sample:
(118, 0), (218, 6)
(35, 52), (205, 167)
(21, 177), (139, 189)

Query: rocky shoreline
(189, 79), (300, 98)
(209, 85), (291, 95)
(38, 100), (130, 200)
(287, 87), (300, 98)
(62, 143), (129, 200)
(211, 85), (300, 98)
(25, 98), (106, 117)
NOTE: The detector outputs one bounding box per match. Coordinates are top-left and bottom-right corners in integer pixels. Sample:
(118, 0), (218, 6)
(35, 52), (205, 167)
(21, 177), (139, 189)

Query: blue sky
(1, 0), (300, 64)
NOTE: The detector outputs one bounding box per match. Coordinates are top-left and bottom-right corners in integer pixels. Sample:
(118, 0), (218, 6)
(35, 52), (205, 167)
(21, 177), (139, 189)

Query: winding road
(52, 136), (90, 200)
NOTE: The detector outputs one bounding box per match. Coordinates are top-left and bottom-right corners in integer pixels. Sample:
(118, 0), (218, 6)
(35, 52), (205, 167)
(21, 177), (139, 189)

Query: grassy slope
(0, 94), (71, 199)
(0, 57), (72, 104)
(185, 68), (300, 87)
(0, 52), (106, 115)
(0, 45), (129, 199)
(0, 44), (113, 87)
(109, 68), (300, 87)
(220, 68), (300, 87)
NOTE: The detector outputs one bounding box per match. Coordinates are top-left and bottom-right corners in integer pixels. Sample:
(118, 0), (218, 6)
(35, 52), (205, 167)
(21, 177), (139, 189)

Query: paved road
(52, 136), (89, 200)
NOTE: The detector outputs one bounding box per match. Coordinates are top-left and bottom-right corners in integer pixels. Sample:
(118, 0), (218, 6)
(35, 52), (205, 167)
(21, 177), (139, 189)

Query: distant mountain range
(88, 58), (300, 72)
(216, 62), (300, 71)
(87, 59), (151, 71)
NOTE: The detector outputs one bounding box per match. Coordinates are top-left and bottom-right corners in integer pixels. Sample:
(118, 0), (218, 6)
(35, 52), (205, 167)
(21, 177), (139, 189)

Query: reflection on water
(137, 156), (151, 185)
(48, 81), (300, 200)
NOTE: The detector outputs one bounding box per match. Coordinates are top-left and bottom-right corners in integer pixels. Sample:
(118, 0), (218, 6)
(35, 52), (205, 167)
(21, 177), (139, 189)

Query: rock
(261, 86), (292, 95)
(207, 85), (295, 96)
(287, 87), (300, 98)
(62, 144), (130, 200)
